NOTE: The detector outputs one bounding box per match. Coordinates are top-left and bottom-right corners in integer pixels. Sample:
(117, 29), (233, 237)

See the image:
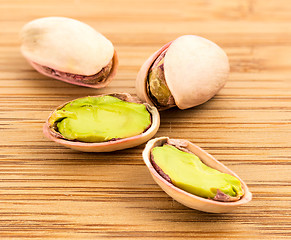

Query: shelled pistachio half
(43, 93), (160, 152)
(136, 35), (229, 110)
(143, 137), (252, 213)
(20, 17), (118, 88)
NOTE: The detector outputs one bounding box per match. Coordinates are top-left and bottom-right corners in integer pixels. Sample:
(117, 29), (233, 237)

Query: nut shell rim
(26, 50), (118, 89)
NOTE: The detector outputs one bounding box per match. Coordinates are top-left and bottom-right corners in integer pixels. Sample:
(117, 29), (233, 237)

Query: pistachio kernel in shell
(32, 59), (113, 86)
(147, 50), (175, 108)
(151, 144), (244, 202)
(49, 96), (152, 143)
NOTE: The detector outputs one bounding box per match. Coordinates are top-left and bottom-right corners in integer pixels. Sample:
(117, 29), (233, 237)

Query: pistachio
(43, 93), (160, 152)
(151, 144), (244, 202)
(143, 137), (252, 213)
(136, 35), (229, 110)
(49, 95), (151, 143)
(20, 17), (118, 88)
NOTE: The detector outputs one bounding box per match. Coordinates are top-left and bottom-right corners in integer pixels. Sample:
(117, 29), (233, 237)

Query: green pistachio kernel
(49, 96), (151, 142)
(151, 144), (244, 200)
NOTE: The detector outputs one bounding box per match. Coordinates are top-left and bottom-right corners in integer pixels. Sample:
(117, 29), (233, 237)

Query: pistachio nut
(43, 93), (160, 152)
(143, 137), (252, 213)
(136, 35), (229, 110)
(151, 144), (244, 201)
(20, 17), (118, 88)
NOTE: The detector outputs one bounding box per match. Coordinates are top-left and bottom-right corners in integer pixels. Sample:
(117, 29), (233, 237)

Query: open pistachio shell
(136, 35), (229, 110)
(43, 93), (160, 152)
(20, 17), (118, 88)
(143, 137), (252, 213)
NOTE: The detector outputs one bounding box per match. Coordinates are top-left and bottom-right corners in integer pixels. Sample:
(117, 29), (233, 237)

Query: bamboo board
(0, 0), (290, 239)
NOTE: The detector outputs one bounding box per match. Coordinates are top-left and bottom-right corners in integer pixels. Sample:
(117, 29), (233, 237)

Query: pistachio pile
(21, 17), (251, 213)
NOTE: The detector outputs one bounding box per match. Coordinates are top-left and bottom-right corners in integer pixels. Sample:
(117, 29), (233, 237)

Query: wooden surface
(1, 0), (290, 239)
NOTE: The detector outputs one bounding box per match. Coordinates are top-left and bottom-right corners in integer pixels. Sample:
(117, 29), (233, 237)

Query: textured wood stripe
(1, 0), (291, 239)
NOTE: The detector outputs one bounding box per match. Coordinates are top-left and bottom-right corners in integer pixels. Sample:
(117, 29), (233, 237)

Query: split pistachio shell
(20, 17), (118, 88)
(143, 137), (252, 213)
(136, 35), (229, 110)
(43, 93), (160, 152)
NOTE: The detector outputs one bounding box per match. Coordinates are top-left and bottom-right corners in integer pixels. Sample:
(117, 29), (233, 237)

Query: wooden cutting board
(0, 0), (290, 239)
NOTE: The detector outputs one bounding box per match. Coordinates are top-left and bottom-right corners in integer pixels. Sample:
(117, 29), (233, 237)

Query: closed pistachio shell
(136, 35), (229, 110)
(43, 93), (160, 152)
(20, 17), (118, 88)
(143, 137), (252, 213)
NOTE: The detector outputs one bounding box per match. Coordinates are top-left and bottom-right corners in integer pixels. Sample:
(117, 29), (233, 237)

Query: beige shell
(43, 93), (160, 152)
(20, 17), (117, 88)
(136, 35), (229, 110)
(143, 137), (252, 213)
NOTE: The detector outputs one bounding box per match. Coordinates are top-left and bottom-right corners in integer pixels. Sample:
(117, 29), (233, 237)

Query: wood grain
(0, 0), (290, 239)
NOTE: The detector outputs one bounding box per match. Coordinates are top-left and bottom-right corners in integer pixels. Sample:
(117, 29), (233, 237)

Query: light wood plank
(0, 0), (290, 239)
